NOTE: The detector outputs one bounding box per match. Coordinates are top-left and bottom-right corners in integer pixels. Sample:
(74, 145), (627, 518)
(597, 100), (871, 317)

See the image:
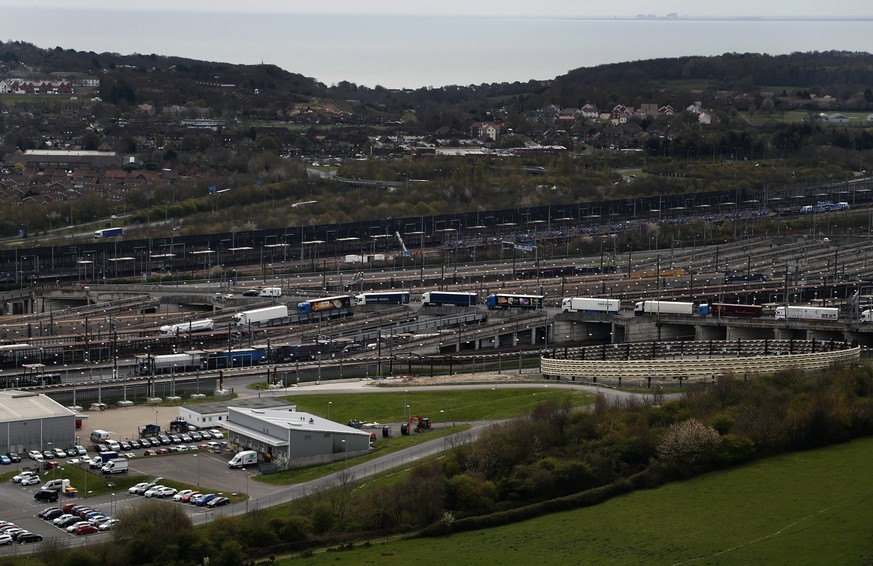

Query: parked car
(41, 509), (63, 521)
(94, 444), (108, 454)
(27, 450), (43, 461)
(119, 441), (131, 451)
(20, 475), (41, 486)
(17, 532), (43, 543)
(130, 482), (156, 495)
(57, 516), (82, 528)
(7, 452), (20, 463)
(98, 519), (119, 531)
(41, 450), (53, 459)
(189, 432), (203, 441)
(13, 470), (37, 483)
(0, 534), (11, 546)
(180, 491), (200, 503)
(52, 448), (66, 459)
(37, 507), (59, 519)
(66, 521), (90, 533)
(65, 447), (78, 457)
(74, 524), (98, 535)
(169, 435), (182, 444)
(89, 515), (112, 526)
(74, 445), (87, 456)
(129, 440), (141, 449)
(194, 494), (217, 506)
(0, 454), (10, 465)
(208, 429), (224, 440)
(206, 496), (230, 508)
(173, 489), (195, 502)
(53, 514), (75, 526)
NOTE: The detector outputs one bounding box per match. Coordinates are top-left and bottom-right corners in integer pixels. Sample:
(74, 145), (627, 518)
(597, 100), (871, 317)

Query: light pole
(341, 439), (347, 469)
(155, 410), (159, 427)
(111, 492), (116, 517)
(404, 389), (408, 418)
(327, 401), (332, 420)
(195, 453), (200, 488)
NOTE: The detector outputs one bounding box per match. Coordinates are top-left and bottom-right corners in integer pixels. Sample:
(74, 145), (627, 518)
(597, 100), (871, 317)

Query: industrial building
(176, 397), (295, 430)
(223, 407), (371, 469)
(0, 391), (76, 454)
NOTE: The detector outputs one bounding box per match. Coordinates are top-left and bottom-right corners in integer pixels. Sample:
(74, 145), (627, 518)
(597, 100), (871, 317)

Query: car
(0, 534), (11, 546)
(242, 289), (259, 297)
(0, 454), (9, 465)
(128, 440), (141, 449)
(189, 432), (203, 441)
(17, 532), (43, 544)
(37, 506), (59, 519)
(206, 496), (230, 508)
(13, 470), (37, 483)
(194, 493), (217, 506)
(52, 448), (66, 459)
(106, 441), (121, 451)
(65, 447), (78, 457)
(130, 482), (156, 495)
(98, 519), (119, 531)
(176, 445), (188, 452)
(169, 435), (182, 444)
(41, 509), (63, 521)
(20, 475), (41, 486)
(27, 450), (43, 461)
(173, 489), (194, 502)
(159, 435), (171, 445)
(209, 429), (224, 440)
(76, 508), (96, 519)
(156, 448), (169, 454)
(66, 521), (90, 533)
(52, 514), (75, 526)
(156, 486), (177, 498)
(180, 491), (200, 503)
(180, 434), (192, 443)
(74, 445), (87, 456)
(74, 524), (98, 535)
(94, 444), (108, 454)
(7, 452), (20, 463)
(222, 293), (235, 300)
(148, 437), (161, 447)
(89, 515), (111, 526)
(57, 516), (83, 528)
(42, 450), (54, 459)
(143, 485), (166, 498)
(34, 490), (58, 503)
(3, 529), (25, 539)
(119, 441), (131, 451)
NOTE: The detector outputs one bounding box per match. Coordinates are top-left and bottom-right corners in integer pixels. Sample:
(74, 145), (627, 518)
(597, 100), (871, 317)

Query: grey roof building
(0, 390), (76, 454)
(177, 397), (295, 430)
(224, 407), (371, 469)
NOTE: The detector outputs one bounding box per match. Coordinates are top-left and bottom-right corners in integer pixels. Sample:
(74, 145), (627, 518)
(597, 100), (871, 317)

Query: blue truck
(354, 292), (410, 305)
(421, 291), (478, 306)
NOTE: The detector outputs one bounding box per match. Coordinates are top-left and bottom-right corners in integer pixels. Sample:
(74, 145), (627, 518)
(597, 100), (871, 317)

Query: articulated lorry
(774, 306), (839, 321)
(232, 305), (289, 327)
(561, 297), (620, 313)
(633, 300), (695, 316)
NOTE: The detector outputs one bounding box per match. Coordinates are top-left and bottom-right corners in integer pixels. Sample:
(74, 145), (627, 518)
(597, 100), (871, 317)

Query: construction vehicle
(395, 231), (411, 257)
(400, 415), (432, 435)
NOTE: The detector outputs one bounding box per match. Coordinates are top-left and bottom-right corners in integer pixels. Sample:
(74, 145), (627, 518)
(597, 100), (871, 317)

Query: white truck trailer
(774, 306), (839, 321)
(633, 300), (695, 316)
(561, 297), (621, 313)
(232, 305), (289, 327)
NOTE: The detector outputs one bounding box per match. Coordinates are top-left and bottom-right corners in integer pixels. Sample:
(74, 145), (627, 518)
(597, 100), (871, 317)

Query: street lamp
(327, 401), (332, 420)
(155, 410), (159, 426)
(341, 439), (348, 468)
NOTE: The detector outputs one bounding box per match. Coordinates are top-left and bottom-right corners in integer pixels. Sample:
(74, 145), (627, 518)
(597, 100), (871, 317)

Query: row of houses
(0, 79), (73, 95)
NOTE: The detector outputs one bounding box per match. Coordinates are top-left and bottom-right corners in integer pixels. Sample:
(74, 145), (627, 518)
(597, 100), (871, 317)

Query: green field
(285, 436), (873, 565)
(286, 388), (592, 424)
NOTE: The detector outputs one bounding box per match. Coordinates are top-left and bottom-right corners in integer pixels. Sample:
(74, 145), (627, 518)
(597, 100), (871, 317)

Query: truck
(270, 343), (321, 363)
(258, 287), (282, 298)
(101, 458), (128, 475)
(139, 424), (161, 438)
(421, 291), (478, 306)
(699, 303), (763, 317)
(633, 300), (695, 316)
(159, 318), (214, 335)
(353, 291), (411, 305)
(487, 293), (545, 310)
(90, 451), (119, 468)
(204, 347), (264, 370)
(232, 305), (289, 327)
(775, 305), (839, 321)
(228, 450), (258, 469)
(862, 309), (873, 323)
(298, 295), (353, 315)
(137, 352), (204, 375)
(561, 297), (620, 313)
(94, 227), (123, 238)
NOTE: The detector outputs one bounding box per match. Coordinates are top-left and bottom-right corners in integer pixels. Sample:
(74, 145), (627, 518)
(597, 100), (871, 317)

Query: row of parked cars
(27, 446), (88, 462)
(39, 502), (117, 536)
(0, 520), (43, 545)
(128, 482), (230, 508)
(96, 429), (225, 453)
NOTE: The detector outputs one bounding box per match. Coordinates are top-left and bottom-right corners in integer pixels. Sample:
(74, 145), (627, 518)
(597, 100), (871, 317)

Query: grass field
(284, 436), (873, 565)
(287, 389), (592, 424)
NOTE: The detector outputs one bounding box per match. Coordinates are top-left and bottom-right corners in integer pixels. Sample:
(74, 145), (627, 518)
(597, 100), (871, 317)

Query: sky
(0, 0), (869, 17)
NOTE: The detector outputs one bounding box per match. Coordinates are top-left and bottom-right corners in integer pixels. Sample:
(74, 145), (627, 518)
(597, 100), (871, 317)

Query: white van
(258, 287), (282, 298)
(89, 430), (111, 444)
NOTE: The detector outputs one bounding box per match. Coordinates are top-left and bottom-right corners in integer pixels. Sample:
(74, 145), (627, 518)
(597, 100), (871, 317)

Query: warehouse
(224, 407), (371, 469)
(0, 391), (76, 455)
(176, 397), (295, 430)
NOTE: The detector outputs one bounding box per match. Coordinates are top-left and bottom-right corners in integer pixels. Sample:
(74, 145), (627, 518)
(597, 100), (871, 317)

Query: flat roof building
(0, 390), (76, 454)
(177, 397), (295, 430)
(224, 407), (370, 469)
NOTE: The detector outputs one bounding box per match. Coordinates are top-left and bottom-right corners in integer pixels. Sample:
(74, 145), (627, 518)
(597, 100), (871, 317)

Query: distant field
(286, 436), (873, 565)
(287, 388), (593, 424)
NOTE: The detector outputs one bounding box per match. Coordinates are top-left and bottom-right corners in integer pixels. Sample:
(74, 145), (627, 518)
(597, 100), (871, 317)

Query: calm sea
(1, 8), (870, 88)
